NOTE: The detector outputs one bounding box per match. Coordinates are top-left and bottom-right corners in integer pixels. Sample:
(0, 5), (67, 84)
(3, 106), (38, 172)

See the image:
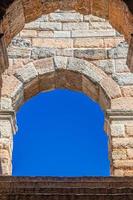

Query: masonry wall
(0, 10), (133, 176)
(7, 10), (129, 75)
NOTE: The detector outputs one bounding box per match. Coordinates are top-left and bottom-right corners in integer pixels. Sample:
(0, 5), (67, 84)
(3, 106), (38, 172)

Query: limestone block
(11, 38), (31, 48)
(111, 97), (133, 110)
(100, 77), (121, 99)
(8, 47), (31, 59)
(110, 124), (125, 137)
(24, 22), (40, 30)
(112, 149), (127, 160)
(39, 22), (62, 31)
(107, 42), (128, 59)
(112, 138), (133, 148)
(112, 73), (133, 86)
(54, 56), (68, 70)
(72, 30), (116, 37)
(0, 98), (12, 110)
(89, 22), (112, 30)
(56, 49), (73, 57)
(113, 169), (124, 176)
(37, 31), (54, 38)
(67, 57), (106, 85)
(74, 49), (107, 60)
(63, 22), (89, 30)
(31, 47), (56, 60)
(121, 86), (133, 97)
(49, 12), (83, 22)
(92, 59), (115, 74)
(82, 75), (99, 101)
(115, 59), (129, 73)
(114, 160), (133, 169)
(15, 63), (38, 84)
(54, 31), (71, 38)
(34, 57), (54, 75)
(32, 38), (73, 48)
(20, 30), (37, 37)
(74, 38), (104, 48)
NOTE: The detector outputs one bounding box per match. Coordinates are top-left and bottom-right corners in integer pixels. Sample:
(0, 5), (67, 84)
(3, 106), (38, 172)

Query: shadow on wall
(13, 89), (110, 176)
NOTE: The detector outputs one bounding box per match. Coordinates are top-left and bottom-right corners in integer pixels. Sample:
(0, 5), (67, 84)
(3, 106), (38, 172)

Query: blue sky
(13, 89), (110, 176)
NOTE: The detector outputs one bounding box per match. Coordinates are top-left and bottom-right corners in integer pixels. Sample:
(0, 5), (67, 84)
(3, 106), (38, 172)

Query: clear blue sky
(13, 89), (110, 176)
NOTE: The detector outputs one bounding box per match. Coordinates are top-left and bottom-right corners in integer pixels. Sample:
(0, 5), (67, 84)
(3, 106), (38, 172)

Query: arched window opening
(13, 89), (109, 176)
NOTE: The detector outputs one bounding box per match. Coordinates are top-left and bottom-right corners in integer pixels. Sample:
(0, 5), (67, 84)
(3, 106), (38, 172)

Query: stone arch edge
(0, 0), (133, 46)
(1, 56), (122, 112)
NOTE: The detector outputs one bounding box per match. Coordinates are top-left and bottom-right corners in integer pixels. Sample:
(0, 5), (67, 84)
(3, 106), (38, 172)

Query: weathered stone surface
(32, 38), (73, 48)
(34, 57), (54, 75)
(74, 49), (107, 60)
(112, 73), (133, 86)
(100, 77), (121, 99)
(31, 47), (56, 60)
(0, 9), (133, 176)
(107, 42), (128, 59)
(110, 124), (125, 137)
(49, 12), (83, 22)
(111, 97), (133, 110)
(14, 63), (38, 84)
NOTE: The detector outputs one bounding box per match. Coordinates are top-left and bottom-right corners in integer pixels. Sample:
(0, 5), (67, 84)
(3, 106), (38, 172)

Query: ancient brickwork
(0, 10), (133, 176)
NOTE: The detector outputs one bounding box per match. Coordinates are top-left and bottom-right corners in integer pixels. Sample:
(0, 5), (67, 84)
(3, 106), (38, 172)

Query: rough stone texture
(7, 10), (129, 78)
(0, 10), (133, 177)
(0, 0), (132, 44)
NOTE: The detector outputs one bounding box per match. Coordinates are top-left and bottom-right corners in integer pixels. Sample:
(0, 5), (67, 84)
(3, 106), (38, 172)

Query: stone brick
(0, 98), (12, 110)
(31, 48), (56, 60)
(56, 49), (73, 57)
(72, 30), (116, 37)
(8, 47), (31, 59)
(15, 63), (38, 84)
(63, 22), (89, 30)
(121, 86), (133, 97)
(1, 75), (24, 110)
(110, 124), (125, 137)
(89, 22), (112, 30)
(112, 73), (133, 86)
(39, 22), (62, 31)
(107, 42), (128, 59)
(112, 149), (127, 160)
(74, 38), (104, 48)
(114, 160), (133, 169)
(112, 138), (133, 148)
(115, 59), (129, 73)
(32, 38), (73, 48)
(49, 12), (83, 22)
(111, 97), (133, 110)
(74, 49), (107, 60)
(20, 30), (37, 37)
(37, 31), (54, 37)
(100, 77), (121, 99)
(34, 58), (55, 75)
(54, 31), (71, 38)
(54, 56), (68, 69)
(92, 59), (115, 74)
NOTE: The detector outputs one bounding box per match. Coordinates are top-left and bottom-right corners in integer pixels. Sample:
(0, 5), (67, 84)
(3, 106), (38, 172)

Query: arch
(1, 56), (122, 111)
(0, 0), (133, 46)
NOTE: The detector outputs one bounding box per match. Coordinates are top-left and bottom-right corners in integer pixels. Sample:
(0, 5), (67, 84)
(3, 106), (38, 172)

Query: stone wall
(0, 10), (133, 176)
(7, 10), (129, 77)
